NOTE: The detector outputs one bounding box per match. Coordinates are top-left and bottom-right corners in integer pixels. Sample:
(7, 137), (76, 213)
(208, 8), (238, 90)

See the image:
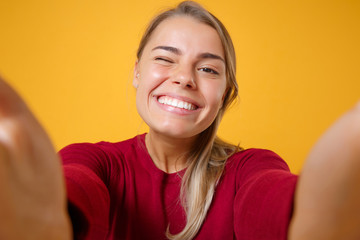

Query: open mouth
(157, 96), (199, 110)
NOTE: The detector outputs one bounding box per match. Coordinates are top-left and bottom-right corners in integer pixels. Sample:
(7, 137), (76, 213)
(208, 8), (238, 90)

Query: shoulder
(59, 134), (146, 186)
(59, 134), (144, 162)
(227, 148), (290, 172)
(58, 134), (146, 177)
(225, 148), (294, 188)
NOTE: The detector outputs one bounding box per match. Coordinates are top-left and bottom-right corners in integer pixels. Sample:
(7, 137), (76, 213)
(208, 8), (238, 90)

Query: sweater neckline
(136, 133), (186, 183)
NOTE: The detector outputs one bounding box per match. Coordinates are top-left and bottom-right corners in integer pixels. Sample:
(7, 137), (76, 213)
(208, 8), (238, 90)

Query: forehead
(144, 16), (224, 57)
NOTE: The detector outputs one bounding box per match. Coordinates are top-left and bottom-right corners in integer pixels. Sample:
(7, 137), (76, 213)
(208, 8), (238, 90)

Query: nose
(172, 64), (196, 89)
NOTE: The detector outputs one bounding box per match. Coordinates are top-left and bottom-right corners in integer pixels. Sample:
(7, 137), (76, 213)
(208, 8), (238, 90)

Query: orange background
(0, 0), (359, 173)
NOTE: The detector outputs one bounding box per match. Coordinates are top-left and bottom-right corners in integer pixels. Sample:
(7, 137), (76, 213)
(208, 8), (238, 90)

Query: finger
(0, 141), (11, 171)
(0, 77), (57, 173)
(290, 101), (360, 239)
(0, 76), (28, 118)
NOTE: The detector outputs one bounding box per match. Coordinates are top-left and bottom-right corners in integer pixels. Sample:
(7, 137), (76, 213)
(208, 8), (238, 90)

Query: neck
(145, 130), (197, 173)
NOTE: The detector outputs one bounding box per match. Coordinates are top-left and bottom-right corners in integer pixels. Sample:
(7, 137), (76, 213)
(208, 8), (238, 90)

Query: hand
(289, 102), (360, 240)
(0, 77), (72, 240)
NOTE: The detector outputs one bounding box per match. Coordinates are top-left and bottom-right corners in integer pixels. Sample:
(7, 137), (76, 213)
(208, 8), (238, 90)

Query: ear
(133, 61), (139, 88)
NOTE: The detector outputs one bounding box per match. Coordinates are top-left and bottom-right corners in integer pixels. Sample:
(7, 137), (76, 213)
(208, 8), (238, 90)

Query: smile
(157, 96), (198, 110)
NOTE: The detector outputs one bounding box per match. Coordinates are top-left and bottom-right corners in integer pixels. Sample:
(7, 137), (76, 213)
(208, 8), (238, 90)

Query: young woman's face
(134, 16), (227, 139)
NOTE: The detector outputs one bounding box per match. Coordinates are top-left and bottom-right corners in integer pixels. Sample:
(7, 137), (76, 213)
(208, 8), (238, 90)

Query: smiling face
(134, 16), (227, 140)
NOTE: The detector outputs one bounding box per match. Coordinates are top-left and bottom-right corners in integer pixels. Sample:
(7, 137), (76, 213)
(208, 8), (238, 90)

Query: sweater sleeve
(59, 143), (111, 240)
(233, 149), (298, 240)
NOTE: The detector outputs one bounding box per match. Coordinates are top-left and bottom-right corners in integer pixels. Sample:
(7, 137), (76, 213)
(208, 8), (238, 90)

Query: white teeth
(184, 102), (189, 109)
(157, 96), (196, 110)
(158, 97), (165, 104)
(171, 99), (178, 107)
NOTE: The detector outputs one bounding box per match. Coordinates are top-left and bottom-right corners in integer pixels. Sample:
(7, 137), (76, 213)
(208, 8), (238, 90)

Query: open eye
(198, 67), (219, 75)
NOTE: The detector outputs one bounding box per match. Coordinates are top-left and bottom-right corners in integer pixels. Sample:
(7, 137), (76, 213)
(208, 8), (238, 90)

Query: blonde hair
(136, 1), (241, 239)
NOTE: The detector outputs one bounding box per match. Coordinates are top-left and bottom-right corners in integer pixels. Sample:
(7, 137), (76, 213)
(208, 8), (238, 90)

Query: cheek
(200, 80), (227, 107)
(141, 64), (170, 87)
(136, 65), (170, 106)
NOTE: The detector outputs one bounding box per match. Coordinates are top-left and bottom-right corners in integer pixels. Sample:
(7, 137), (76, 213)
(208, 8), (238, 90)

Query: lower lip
(154, 97), (199, 116)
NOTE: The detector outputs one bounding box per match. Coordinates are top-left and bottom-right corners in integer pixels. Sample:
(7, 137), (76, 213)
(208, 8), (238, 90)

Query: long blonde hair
(136, 1), (241, 239)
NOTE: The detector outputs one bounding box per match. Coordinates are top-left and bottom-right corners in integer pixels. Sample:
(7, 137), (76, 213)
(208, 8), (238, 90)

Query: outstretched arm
(289, 102), (360, 240)
(0, 77), (72, 240)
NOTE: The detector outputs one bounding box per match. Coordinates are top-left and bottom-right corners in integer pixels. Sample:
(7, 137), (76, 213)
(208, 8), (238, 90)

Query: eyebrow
(152, 45), (225, 63)
(198, 52), (225, 63)
(152, 46), (181, 55)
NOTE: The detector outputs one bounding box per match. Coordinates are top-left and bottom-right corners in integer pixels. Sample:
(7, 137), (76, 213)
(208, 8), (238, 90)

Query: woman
(0, 1), (360, 240)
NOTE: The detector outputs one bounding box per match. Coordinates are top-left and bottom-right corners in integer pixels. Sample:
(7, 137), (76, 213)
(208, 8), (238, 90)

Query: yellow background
(0, 0), (359, 173)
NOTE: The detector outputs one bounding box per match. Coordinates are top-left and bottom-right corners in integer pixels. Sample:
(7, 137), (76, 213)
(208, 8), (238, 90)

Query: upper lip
(154, 93), (202, 108)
